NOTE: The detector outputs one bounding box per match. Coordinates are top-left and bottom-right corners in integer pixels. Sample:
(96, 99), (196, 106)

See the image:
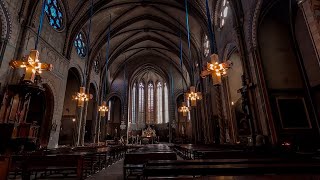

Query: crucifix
(9, 49), (53, 83)
(237, 75), (256, 144)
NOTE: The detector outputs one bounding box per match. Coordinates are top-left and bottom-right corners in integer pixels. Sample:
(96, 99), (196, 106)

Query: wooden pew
(0, 156), (10, 180)
(143, 161), (320, 179)
(123, 152), (177, 179)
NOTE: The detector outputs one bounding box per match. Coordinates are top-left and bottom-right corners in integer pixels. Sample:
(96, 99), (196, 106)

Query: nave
(2, 0), (320, 179)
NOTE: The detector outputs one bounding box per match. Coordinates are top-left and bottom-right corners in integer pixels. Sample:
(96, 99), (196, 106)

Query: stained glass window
(107, 100), (112, 121)
(74, 33), (87, 58)
(147, 83), (154, 124)
(131, 84), (136, 124)
(219, 0), (229, 28)
(157, 82), (163, 124)
(203, 35), (210, 57)
(164, 83), (169, 123)
(45, 0), (63, 30)
(93, 60), (99, 74)
(139, 83), (145, 123)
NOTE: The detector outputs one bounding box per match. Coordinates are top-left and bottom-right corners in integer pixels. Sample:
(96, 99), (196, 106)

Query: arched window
(131, 83), (136, 123)
(157, 82), (163, 124)
(107, 100), (112, 121)
(45, 0), (64, 30)
(164, 83), (169, 123)
(139, 83), (145, 123)
(74, 33), (87, 58)
(219, 0), (229, 28)
(147, 83), (154, 124)
(203, 35), (210, 57)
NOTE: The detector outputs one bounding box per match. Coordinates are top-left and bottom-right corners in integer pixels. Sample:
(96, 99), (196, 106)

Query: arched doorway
(59, 68), (81, 146)
(26, 84), (54, 148)
(258, 0), (320, 147)
(84, 83), (97, 144)
(106, 96), (122, 139)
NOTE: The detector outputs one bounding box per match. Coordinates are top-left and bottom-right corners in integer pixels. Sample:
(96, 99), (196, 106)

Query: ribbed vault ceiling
(63, 0), (214, 90)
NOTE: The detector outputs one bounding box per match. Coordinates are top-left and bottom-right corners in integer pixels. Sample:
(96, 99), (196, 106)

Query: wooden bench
(0, 156), (10, 180)
(143, 161), (320, 179)
(124, 152), (177, 179)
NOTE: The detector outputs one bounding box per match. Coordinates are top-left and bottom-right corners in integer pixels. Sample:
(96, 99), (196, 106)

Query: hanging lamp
(73, 0), (94, 107)
(184, 0), (202, 107)
(200, 0), (232, 85)
(9, 0), (53, 83)
(177, 24), (190, 117)
(98, 15), (112, 117)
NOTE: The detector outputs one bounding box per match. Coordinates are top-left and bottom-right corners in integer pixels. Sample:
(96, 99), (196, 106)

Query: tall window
(74, 33), (87, 58)
(45, 0), (63, 30)
(108, 100), (112, 121)
(164, 83), (169, 123)
(147, 83), (154, 124)
(131, 84), (136, 123)
(219, 0), (229, 28)
(203, 35), (210, 57)
(157, 82), (163, 124)
(139, 83), (145, 122)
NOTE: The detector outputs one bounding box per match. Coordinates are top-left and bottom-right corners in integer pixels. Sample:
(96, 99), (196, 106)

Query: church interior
(1, 0), (320, 179)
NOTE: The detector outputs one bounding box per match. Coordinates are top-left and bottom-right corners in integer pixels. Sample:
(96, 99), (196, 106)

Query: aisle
(86, 159), (124, 180)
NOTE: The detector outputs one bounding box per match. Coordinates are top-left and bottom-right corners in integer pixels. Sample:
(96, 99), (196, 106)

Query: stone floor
(86, 159), (124, 180)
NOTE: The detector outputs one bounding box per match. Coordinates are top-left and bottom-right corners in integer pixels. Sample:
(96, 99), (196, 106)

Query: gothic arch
(0, 0), (11, 40)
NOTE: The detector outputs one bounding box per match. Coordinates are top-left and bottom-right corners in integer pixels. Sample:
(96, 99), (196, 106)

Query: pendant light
(184, 0), (202, 107)
(73, 0), (94, 106)
(99, 15), (112, 117)
(9, 0), (53, 83)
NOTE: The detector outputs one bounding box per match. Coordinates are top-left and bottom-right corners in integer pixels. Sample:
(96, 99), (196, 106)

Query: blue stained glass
(45, 5), (48, 13)
(74, 33), (87, 58)
(50, 6), (56, 17)
(45, 0), (63, 30)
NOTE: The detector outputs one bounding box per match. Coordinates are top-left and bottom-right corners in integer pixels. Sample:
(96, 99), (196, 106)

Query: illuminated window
(131, 83), (136, 123)
(45, 0), (63, 30)
(74, 33), (87, 58)
(147, 83), (154, 124)
(139, 82), (145, 123)
(164, 83), (169, 123)
(219, 0), (229, 28)
(203, 35), (210, 57)
(107, 100), (112, 121)
(157, 82), (163, 124)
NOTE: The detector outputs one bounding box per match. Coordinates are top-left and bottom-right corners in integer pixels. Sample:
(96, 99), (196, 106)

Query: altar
(141, 126), (157, 144)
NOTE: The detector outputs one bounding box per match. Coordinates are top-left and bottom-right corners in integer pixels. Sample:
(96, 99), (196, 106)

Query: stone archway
(25, 84), (54, 148)
(84, 83), (97, 144)
(59, 68), (81, 146)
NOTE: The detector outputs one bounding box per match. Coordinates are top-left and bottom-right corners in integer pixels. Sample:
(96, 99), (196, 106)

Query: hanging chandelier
(73, 87), (92, 107)
(200, 54), (232, 85)
(98, 101), (109, 117)
(9, 50), (53, 83)
(178, 102), (190, 117)
(186, 86), (202, 107)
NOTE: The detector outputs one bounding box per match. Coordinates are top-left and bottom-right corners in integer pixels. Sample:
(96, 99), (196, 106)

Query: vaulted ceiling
(63, 0), (214, 90)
